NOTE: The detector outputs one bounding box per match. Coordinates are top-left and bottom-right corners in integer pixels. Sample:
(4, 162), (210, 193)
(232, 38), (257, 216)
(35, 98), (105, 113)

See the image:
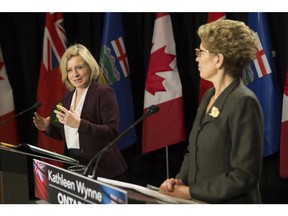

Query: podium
(0, 147), (29, 203)
(0, 142), (79, 204)
(1, 143), (205, 204)
(33, 159), (205, 204)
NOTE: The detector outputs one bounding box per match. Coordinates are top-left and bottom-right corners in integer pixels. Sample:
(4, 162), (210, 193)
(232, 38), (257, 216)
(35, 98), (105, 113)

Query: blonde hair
(197, 19), (257, 77)
(59, 44), (101, 91)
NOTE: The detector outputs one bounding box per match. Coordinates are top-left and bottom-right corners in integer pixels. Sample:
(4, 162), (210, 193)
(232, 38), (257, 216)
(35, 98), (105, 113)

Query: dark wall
(0, 12), (287, 203)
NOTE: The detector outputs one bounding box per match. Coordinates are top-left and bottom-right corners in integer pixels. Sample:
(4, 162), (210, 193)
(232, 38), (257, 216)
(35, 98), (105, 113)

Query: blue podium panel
(33, 159), (127, 204)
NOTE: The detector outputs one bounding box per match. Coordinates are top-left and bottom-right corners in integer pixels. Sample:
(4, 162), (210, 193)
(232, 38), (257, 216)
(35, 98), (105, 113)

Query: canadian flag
(0, 45), (19, 144)
(280, 68), (288, 178)
(142, 13), (186, 154)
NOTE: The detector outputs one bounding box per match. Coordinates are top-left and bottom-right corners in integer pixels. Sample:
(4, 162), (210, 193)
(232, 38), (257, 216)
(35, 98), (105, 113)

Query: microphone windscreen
(34, 101), (42, 108)
(148, 105), (160, 114)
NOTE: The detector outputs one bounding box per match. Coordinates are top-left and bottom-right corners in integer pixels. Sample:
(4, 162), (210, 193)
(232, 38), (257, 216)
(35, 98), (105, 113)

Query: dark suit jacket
(176, 78), (264, 203)
(47, 81), (127, 179)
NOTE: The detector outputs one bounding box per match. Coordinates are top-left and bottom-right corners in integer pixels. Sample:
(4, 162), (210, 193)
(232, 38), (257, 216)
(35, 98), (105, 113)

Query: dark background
(0, 12), (287, 203)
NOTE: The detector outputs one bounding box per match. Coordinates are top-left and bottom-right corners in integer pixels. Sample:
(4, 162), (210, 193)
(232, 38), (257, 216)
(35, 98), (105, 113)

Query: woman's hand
(159, 178), (191, 200)
(159, 178), (183, 192)
(33, 112), (50, 132)
(54, 105), (81, 128)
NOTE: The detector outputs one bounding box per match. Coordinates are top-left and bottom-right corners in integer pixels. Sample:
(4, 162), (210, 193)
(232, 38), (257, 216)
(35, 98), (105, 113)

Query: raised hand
(33, 112), (50, 131)
(54, 105), (81, 128)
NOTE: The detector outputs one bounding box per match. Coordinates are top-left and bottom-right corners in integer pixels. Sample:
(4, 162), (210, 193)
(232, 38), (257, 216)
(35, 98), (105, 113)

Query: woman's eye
(76, 66), (83, 71)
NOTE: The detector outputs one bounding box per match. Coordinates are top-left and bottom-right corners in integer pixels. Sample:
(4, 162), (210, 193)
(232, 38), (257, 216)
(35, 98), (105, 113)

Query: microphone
(0, 101), (42, 126)
(82, 104), (160, 178)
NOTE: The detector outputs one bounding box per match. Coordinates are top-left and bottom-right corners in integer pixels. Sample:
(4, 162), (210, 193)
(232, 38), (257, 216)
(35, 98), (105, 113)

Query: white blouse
(64, 87), (88, 149)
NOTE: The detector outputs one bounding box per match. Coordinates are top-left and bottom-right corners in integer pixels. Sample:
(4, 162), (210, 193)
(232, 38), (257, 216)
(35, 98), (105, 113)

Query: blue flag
(243, 13), (282, 156)
(99, 13), (137, 150)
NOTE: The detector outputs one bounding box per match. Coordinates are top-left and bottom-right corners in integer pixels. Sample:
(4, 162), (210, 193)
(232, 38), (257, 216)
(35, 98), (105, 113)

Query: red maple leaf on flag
(145, 46), (176, 95)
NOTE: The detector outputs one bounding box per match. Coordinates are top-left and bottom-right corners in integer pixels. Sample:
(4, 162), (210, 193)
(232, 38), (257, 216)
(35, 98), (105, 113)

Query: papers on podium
(0, 142), (79, 165)
(97, 177), (205, 204)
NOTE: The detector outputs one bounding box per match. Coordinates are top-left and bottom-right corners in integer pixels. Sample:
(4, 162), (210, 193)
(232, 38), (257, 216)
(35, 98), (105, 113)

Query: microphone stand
(0, 102), (42, 126)
(82, 105), (160, 178)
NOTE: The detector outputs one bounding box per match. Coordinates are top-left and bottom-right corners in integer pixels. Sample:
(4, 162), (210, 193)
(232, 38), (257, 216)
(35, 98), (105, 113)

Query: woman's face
(195, 43), (218, 82)
(66, 55), (90, 89)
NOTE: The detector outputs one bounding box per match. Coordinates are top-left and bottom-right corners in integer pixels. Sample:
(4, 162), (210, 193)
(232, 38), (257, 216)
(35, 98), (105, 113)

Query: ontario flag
(142, 13), (186, 154)
(243, 13), (282, 156)
(0, 45), (19, 145)
(33, 160), (49, 201)
(280, 68), (288, 178)
(198, 12), (226, 104)
(36, 13), (67, 164)
(99, 13), (137, 150)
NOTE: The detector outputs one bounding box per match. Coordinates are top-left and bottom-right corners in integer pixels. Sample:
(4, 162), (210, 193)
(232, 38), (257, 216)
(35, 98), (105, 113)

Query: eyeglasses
(67, 63), (86, 73)
(195, 48), (213, 57)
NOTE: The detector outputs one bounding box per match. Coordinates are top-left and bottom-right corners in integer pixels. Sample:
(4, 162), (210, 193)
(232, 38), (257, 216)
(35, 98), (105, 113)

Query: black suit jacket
(176, 78), (264, 203)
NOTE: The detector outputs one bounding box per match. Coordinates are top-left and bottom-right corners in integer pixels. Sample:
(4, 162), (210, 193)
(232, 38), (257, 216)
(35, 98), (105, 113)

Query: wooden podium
(0, 142), (79, 204)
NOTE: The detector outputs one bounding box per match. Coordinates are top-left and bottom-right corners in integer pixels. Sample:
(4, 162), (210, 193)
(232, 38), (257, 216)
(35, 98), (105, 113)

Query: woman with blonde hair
(33, 44), (127, 179)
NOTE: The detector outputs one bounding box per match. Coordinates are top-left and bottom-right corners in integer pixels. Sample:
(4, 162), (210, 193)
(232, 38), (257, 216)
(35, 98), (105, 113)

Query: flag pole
(165, 146), (169, 179)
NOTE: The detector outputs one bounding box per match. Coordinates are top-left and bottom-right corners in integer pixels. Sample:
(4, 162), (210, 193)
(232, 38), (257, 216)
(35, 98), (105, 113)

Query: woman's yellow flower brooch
(209, 106), (220, 118)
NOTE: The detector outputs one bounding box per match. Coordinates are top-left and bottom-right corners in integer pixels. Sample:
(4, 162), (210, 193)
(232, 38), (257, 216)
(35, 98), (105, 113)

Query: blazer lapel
(201, 78), (241, 126)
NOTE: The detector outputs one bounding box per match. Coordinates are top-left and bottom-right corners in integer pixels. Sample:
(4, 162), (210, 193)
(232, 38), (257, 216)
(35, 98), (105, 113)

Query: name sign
(33, 159), (127, 204)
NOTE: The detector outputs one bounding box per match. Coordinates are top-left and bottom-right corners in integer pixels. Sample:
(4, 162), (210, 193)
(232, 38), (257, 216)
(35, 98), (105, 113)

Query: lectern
(0, 147), (29, 203)
(1, 143), (205, 204)
(0, 142), (79, 204)
(32, 159), (204, 204)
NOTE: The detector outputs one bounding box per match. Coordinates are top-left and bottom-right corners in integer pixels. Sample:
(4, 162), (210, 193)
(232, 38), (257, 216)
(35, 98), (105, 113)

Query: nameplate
(33, 159), (127, 204)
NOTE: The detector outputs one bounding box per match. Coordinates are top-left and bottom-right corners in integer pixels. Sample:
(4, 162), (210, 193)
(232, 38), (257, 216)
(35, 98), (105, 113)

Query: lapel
(61, 81), (96, 115)
(62, 91), (74, 110)
(81, 81), (96, 114)
(200, 78), (241, 126)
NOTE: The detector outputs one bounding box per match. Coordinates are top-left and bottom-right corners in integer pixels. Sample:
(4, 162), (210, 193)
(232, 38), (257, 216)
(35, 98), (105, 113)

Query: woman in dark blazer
(159, 19), (264, 203)
(33, 44), (127, 179)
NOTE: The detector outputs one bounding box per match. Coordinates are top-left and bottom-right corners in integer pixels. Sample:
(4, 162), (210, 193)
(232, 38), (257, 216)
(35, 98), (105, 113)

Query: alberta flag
(142, 13), (186, 154)
(99, 13), (137, 150)
(36, 13), (67, 164)
(0, 45), (19, 144)
(244, 13), (282, 156)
